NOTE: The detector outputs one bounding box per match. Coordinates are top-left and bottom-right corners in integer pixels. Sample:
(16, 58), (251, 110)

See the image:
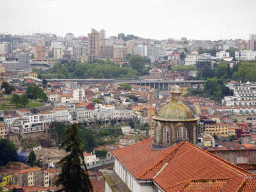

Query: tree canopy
(11, 94), (20, 109)
(55, 123), (93, 192)
(232, 62), (256, 82)
(171, 65), (196, 72)
(118, 84), (132, 91)
(41, 60), (139, 79)
(0, 139), (18, 166)
(27, 150), (36, 167)
(26, 85), (47, 100)
(129, 55), (146, 75)
(1, 81), (15, 94)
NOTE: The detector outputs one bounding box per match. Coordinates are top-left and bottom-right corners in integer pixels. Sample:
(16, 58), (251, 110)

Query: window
(177, 127), (188, 140)
(163, 126), (170, 144)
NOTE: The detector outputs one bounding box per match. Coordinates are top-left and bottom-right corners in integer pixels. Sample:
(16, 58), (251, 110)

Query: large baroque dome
(154, 85), (197, 121)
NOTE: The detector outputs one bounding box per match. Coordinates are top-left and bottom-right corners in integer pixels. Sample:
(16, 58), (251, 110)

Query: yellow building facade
(204, 123), (229, 138)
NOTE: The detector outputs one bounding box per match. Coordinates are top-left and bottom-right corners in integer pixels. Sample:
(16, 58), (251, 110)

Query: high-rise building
(248, 34), (256, 51)
(35, 45), (45, 60)
(88, 29), (100, 61)
(18, 53), (31, 69)
(0, 42), (10, 54)
(52, 46), (64, 60)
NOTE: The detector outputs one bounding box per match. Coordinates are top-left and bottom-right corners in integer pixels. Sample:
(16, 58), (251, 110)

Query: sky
(0, 0), (256, 41)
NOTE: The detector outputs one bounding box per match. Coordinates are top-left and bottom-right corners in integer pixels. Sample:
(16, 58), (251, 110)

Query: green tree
(1, 82), (15, 94)
(55, 123), (93, 192)
(20, 94), (29, 108)
(232, 62), (256, 82)
(180, 52), (186, 60)
(93, 99), (103, 104)
(198, 64), (214, 79)
(27, 150), (36, 167)
(26, 85), (47, 100)
(118, 84), (132, 91)
(129, 55), (145, 74)
(0, 139), (18, 166)
(234, 118), (238, 123)
(42, 79), (48, 87)
(95, 148), (108, 161)
(214, 61), (228, 79)
(11, 94), (20, 109)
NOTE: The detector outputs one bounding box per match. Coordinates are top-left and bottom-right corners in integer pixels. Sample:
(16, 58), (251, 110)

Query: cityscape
(1, 0), (256, 192)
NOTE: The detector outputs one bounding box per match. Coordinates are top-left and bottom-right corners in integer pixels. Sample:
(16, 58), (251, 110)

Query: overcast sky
(1, 0), (255, 40)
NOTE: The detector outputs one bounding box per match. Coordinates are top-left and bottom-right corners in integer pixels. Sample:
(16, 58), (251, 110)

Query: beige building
(52, 46), (64, 60)
(46, 92), (60, 102)
(14, 167), (49, 187)
(88, 29), (100, 61)
(83, 153), (98, 166)
(81, 54), (89, 63)
(100, 45), (113, 59)
(0, 123), (7, 138)
(114, 47), (128, 62)
(0, 64), (6, 73)
(59, 94), (73, 103)
(28, 72), (38, 78)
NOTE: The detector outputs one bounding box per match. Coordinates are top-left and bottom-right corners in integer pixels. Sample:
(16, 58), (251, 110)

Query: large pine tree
(55, 123), (93, 192)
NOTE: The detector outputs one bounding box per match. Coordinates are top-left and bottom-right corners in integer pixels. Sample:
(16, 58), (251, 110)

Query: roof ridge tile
(138, 141), (186, 179)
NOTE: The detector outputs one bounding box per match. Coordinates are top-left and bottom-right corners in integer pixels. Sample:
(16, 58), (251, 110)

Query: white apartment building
(235, 50), (256, 60)
(134, 45), (147, 57)
(184, 53), (198, 65)
(73, 88), (85, 102)
(83, 153), (99, 166)
(10, 115), (44, 134)
(216, 51), (230, 59)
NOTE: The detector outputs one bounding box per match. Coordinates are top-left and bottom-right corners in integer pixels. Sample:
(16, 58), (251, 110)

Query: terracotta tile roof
(44, 168), (58, 173)
(90, 177), (105, 192)
(15, 167), (41, 174)
(112, 138), (254, 192)
(84, 153), (94, 156)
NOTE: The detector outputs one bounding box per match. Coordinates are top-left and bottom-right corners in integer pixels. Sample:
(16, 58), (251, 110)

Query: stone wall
(208, 149), (256, 164)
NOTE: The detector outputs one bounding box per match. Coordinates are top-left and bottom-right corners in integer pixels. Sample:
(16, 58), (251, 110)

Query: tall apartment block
(100, 29), (106, 45)
(18, 53), (31, 69)
(35, 45), (45, 60)
(249, 34), (256, 51)
(88, 29), (100, 61)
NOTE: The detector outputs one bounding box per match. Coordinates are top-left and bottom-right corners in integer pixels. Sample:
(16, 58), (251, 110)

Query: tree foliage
(0, 139), (18, 166)
(129, 55), (146, 75)
(171, 65), (196, 72)
(118, 84), (132, 91)
(204, 77), (233, 100)
(20, 94), (29, 107)
(197, 64), (214, 79)
(26, 85), (47, 100)
(55, 123), (93, 192)
(42, 60), (139, 79)
(11, 94), (20, 109)
(232, 62), (256, 82)
(93, 99), (103, 104)
(27, 150), (36, 167)
(1, 81), (15, 94)
(95, 148), (108, 159)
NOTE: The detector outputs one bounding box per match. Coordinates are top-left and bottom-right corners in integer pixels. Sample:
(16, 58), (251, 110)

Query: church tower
(152, 85), (198, 148)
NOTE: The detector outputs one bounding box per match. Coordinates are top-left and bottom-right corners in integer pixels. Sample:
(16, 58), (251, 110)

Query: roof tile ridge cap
(177, 178), (231, 192)
(163, 180), (188, 191)
(235, 177), (248, 192)
(138, 141), (186, 179)
(186, 142), (252, 176)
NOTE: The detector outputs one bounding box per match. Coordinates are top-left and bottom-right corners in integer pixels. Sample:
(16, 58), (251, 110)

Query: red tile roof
(112, 138), (256, 191)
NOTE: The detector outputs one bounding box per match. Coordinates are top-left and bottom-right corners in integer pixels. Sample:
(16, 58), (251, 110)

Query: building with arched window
(153, 85), (199, 147)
